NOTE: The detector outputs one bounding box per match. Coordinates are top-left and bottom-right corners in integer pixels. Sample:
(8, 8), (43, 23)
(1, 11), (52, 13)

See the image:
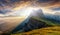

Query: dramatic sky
(0, 0), (60, 16)
(0, 0), (60, 33)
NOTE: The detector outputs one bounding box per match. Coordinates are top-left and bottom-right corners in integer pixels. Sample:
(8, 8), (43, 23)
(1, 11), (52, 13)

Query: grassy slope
(32, 17), (60, 26)
(11, 27), (60, 35)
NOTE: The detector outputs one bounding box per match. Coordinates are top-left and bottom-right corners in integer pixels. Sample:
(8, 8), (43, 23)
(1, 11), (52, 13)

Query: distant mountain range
(44, 12), (60, 22)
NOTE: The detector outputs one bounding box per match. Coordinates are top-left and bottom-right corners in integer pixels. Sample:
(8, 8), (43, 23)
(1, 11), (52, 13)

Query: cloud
(0, 0), (60, 16)
(50, 7), (60, 11)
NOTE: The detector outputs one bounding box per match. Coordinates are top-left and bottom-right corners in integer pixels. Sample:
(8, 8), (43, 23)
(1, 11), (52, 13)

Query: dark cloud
(50, 7), (60, 11)
(38, 0), (54, 2)
(37, 0), (60, 7)
(38, 0), (60, 3)
(0, 9), (12, 14)
(0, 0), (19, 14)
